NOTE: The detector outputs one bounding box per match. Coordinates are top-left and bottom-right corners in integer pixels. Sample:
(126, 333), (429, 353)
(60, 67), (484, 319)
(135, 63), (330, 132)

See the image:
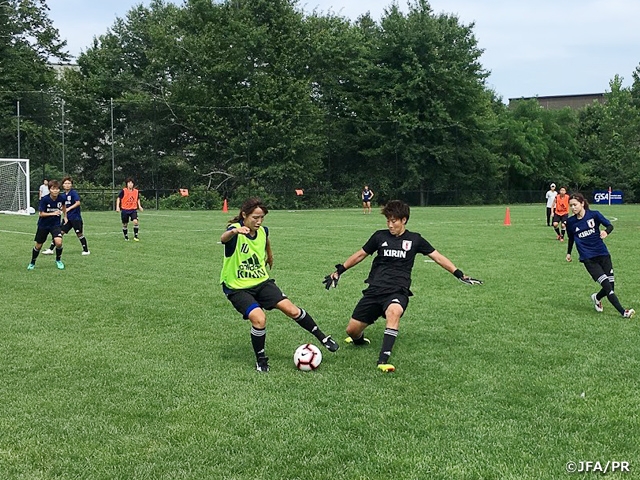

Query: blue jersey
(38, 193), (66, 228)
(566, 209), (611, 261)
(64, 189), (82, 221)
(362, 189), (373, 201)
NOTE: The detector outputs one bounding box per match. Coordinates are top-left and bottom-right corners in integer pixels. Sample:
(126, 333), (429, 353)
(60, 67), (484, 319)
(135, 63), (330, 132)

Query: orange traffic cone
(222, 198), (228, 213)
(503, 207), (511, 226)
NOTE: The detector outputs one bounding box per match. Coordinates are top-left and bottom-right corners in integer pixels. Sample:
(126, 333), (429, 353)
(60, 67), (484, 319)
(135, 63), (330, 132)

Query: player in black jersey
(323, 200), (482, 372)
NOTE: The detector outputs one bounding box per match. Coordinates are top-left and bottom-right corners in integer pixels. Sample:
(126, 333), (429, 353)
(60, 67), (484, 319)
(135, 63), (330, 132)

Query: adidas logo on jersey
(381, 241), (388, 247)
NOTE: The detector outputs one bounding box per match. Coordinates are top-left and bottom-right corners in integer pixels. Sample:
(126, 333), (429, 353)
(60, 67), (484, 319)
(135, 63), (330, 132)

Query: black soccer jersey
(361, 229), (435, 294)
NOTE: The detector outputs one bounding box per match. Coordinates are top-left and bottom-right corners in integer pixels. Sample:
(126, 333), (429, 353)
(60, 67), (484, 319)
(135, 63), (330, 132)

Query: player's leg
(600, 256), (633, 317)
(52, 228), (64, 269)
(546, 207), (551, 226)
(345, 318), (370, 345)
(560, 218), (567, 240)
(274, 297), (338, 351)
(132, 212), (140, 240)
(121, 211), (130, 240)
(74, 220), (89, 254)
(376, 296), (408, 372)
(552, 217), (561, 238)
(584, 258), (624, 315)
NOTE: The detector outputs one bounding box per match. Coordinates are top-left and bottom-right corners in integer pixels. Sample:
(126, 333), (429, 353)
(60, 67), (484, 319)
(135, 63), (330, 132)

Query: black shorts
(121, 210), (138, 223)
(62, 218), (83, 234)
(351, 289), (409, 325)
(34, 226), (62, 244)
(223, 279), (288, 319)
(552, 213), (568, 224)
(583, 255), (614, 283)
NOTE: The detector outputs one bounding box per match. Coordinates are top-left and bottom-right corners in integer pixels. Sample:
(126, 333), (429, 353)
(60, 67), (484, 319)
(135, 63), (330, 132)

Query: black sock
(294, 309), (325, 341)
(49, 242), (55, 251)
(123, 228), (128, 239)
(55, 247), (63, 261)
(251, 326), (266, 359)
(378, 328), (398, 364)
(352, 333), (368, 345)
(600, 279), (625, 314)
(554, 227), (561, 236)
(79, 236), (88, 251)
(596, 288), (606, 301)
(134, 226), (139, 238)
(31, 247), (40, 263)
(561, 229), (565, 238)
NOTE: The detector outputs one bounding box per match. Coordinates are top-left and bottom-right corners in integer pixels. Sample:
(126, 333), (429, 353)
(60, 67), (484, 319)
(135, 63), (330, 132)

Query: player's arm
(137, 198), (143, 212)
(115, 195), (121, 212)
(428, 250), (483, 285)
(66, 200), (80, 213)
(220, 225), (250, 243)
(265, 237), (273, 269)
(323, 249), (369, 289)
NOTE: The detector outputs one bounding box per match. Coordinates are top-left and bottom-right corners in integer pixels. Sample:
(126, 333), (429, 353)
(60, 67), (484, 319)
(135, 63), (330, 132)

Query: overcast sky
(47, 0), (640, 102)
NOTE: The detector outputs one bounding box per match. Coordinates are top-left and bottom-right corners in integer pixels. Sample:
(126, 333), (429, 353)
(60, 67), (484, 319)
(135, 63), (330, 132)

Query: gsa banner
(593, 190), (623, 204)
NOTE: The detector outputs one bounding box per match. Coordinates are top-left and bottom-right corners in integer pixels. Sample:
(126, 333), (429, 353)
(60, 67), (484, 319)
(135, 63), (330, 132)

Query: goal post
(0, 158), (31, 215)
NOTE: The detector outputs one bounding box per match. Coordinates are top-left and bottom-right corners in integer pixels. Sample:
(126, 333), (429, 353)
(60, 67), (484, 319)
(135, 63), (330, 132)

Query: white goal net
(0, 158), (31, 215)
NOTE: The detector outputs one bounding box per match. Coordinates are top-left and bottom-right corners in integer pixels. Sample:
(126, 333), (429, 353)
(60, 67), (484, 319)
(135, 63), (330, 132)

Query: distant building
(50, 63), (80, 79)
(508, 93), (605, 110)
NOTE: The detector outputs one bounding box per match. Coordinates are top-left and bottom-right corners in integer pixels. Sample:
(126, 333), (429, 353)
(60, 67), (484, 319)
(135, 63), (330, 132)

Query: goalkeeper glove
(453, 268), (483, 285)
(322, 264), (346, 290)
(322, 275), (339, 290)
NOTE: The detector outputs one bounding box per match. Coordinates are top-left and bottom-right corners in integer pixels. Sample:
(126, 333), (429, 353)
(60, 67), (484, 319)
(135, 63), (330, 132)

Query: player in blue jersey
(43, 177), (90, 256)
(27, 179), (66, 270)
(323, 200), (482, 372)
(361, 185), (374, 214)
(566, 193), (634, 318)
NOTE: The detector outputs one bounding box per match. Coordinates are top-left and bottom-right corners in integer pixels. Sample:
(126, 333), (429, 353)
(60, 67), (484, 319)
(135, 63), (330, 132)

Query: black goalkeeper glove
(323, 264), (346, 290)
(453, 268), (483, 285)
(322, 274), (339, 290)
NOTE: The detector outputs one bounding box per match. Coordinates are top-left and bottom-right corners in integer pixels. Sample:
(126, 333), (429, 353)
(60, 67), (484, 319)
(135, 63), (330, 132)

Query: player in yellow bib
(220, 197), (339, 372)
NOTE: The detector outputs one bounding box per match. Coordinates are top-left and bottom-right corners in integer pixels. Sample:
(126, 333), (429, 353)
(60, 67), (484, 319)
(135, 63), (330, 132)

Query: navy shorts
(121, 210), (138, 223)
(34, 225), (62, 244)
(62, 218), (83, 234)
(351, 289), (409, 325)
(223, 279), (288, 319)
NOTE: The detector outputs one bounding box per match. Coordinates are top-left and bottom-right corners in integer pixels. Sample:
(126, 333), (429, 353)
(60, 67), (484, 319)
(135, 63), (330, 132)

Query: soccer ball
(293, 343), (323, 371)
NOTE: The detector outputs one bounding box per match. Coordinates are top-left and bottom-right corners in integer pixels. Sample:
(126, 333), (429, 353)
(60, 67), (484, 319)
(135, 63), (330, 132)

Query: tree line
(2, 0), (640, 208)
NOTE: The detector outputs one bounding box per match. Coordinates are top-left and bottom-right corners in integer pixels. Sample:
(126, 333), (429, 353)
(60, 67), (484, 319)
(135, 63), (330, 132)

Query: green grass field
(1, 204), (639, 479)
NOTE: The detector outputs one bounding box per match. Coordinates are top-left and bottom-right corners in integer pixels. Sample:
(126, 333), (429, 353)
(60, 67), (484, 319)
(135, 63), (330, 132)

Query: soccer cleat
(321, 336), (339, 352)
(377, 363), (396, 373)
(560, 237), (564, 242)
(124, 237), (129, 241)
(133, 237), (140, 242)
(591, 293), (604, 313)
(623, 309), (635, 319)
(256, 356), (270, 372)
(27, 263), (35, 270)
(344, 336), (371, 346)
(55, 260), (65, 270)
(82, 251), (91, 256)
(42, 249), (54, 255)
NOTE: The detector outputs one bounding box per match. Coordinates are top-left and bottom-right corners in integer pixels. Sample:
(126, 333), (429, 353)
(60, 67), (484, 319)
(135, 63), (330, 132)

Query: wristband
(335, 264), (347, 275)
(453, 269), (464, 279)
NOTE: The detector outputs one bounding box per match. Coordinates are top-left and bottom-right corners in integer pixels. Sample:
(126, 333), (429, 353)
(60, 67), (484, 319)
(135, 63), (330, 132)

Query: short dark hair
(381, 200), (410, 223)
(62, 176), (73, 184)
(48, 179), (60, 188)
(125, 177), (134, 184)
